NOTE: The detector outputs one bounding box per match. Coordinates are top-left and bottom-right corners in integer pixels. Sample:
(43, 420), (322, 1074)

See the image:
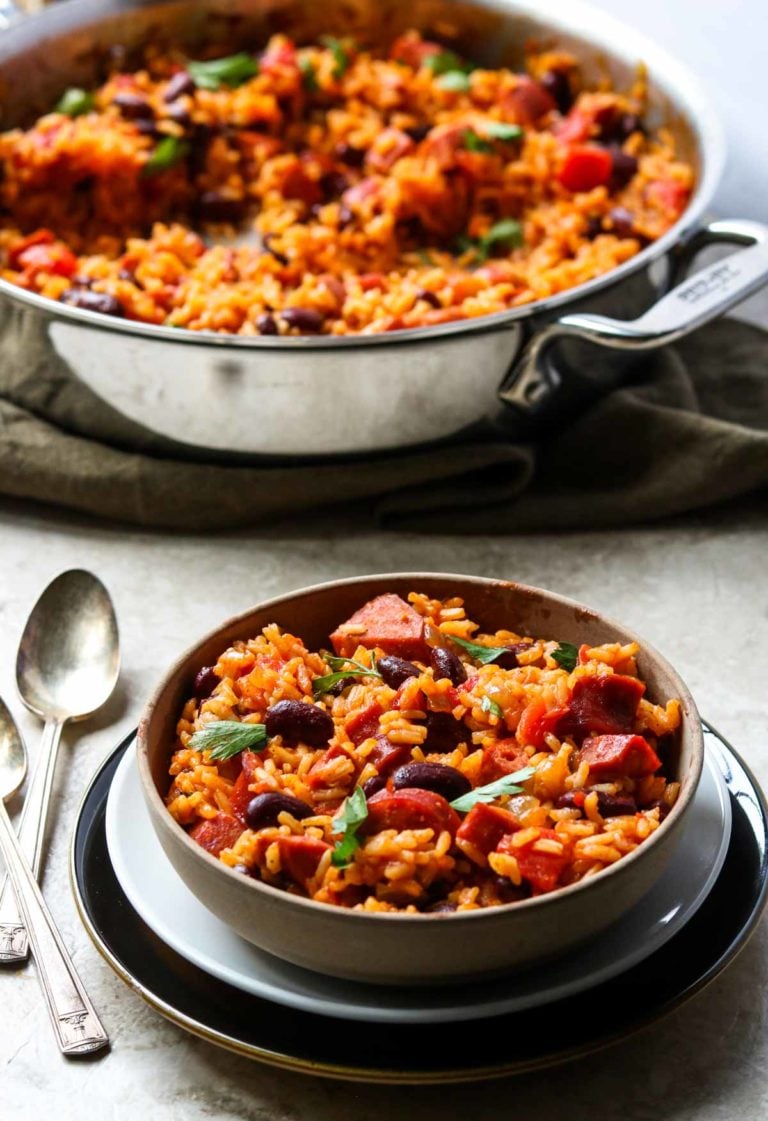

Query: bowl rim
(0, 0), (725, 348)
(137, 571), (704, 924)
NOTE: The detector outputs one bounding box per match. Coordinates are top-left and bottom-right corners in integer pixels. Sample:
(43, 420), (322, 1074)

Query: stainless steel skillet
(0, 0), (766, 458)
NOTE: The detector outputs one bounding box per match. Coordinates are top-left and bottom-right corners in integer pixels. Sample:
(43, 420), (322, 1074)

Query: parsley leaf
(299, 56), (319, 92)
(331, 786), (368, 866)
(312, 655), (382, 697)
(456, 218), (524, 263)
(187, 52), (259, 91)
(552, 642), (579, 672)
(450, 766), (535, 813)
(463, 130), (494, 153)
(55, 88), (95, 117)
(189, 721), (267, 761)
(142, 135), (190, 176)
(320, 35), (350, 79)
(436, 70), (471, 92)
(481, 695), (504, 719)
(485, 121), (524, 141)
(447, 633), (513, 665)
(424, 50), (473, 77)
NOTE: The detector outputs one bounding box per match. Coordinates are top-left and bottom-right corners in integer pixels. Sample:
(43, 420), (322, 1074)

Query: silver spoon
(0, 696), (109, 1055)
(0, 570), (120, 963)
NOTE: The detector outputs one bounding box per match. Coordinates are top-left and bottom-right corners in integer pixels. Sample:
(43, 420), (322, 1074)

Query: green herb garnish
(424, 50), (473, 77)
(463, 130), (494, 153)
(312, 655), (381, 697)
(456, 217), (524, 263)
(435, 70), (472, 92)
(417, 247), (435, 266)
(481, 695), (504, 719)
(142, 135), (190, 176)
(447, 634), (513, 665)
(299, 56), (319, 92)
(552, 642), (579, 672)
(187, 52), (259, 91)
(450, 766), (535, 813)
(320, 36), (350, 79)
(55, 88), (95, 117)
(331, 786), (368, 866)
(189, 721), (268, 761)
(485, 121), (524, 141)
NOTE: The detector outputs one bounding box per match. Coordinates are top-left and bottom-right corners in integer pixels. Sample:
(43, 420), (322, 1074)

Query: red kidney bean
(391, 762), (471, 801)
(264, 700), (334, 746)
(197, 191), (246, 223)
(429, 646), (466, 685)
(423, 711), (468, 753)
(113, 92), (154, 119)
(134, 118), (161, 137)
(585, 215), (603, 240)
(164, 70), (196, 101)
(337, 204), (354, 228)
(377, 655), (421, 689)
(416, 288), (441, 309)
(427, 900), (457, 913)
(262, 233), (289, 265)
(645, 798), (671, 821)
(334, 142), (366, 166)
(231, 862), (252, 875)
(281, 307), (325, 332)
(245, 791), (313, 830)
(405, 123), (431, 142)
(320, 171), (350, 200)
(607, 145), (639, 187)
(194, 665), (219, 701)
(607, 206), (637, 238)
(492, 875), (532, 903)
(491, 642), (533, 670)
(596, 792), (638, 817)
(60, 289), (124, 317)
(540, 68), (573, 113)
(165, 101), (192, 128)
(256, 312), (279, 335)
(362, 774), (387, 798)
(555, 791), (585, 811)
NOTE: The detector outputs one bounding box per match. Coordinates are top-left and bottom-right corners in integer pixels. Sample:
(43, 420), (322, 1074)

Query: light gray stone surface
(0, 496), (766, 1121)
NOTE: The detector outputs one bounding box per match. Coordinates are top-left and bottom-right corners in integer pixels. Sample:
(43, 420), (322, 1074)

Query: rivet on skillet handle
(498, 218), (768, 420)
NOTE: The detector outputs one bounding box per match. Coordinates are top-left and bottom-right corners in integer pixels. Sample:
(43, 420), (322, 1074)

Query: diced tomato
(344, 701), (382, 745)
(498, 828), (569, 894)
(362, 787), (460, 836)
(306, 744), (353, 789)
(259, 37), (297, 75)
(456, 802), (520, 856)
(558, 145), (613, 192)
(389, 33), (442, 68)
(646, 178), (690, 216)
(279, 162), (322, 205)
(580, 734), (662, 778)
(330, 594), (429, 661)
(577, 644), (591, 665)
(503, 77), (556, 125)
(560, 674), (645, 738)
(229, 750), (263, 822)
(253, 833), (331, 886)
(358, 272), (386, 291)
(478, 739), (530, 783)
(189, 812), (243, 856)
(516, 698), (570, 749)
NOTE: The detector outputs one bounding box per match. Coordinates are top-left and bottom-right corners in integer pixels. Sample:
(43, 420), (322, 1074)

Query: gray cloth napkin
(0, 317), (766, 530)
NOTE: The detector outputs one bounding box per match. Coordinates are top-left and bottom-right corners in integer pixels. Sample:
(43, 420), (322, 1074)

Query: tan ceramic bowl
(137, 573), (703, 986)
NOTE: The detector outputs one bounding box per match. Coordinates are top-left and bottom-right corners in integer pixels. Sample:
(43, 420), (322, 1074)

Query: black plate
(70, 724), (768, 1083)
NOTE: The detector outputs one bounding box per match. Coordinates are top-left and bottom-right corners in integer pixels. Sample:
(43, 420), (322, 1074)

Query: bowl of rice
(137, 573), (703, 985)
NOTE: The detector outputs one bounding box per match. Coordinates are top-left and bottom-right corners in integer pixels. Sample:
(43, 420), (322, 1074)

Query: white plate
(106, 740), (730, 1024)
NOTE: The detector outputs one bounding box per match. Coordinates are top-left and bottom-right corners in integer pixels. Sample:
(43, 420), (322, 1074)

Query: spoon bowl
(0, 696), (27, 801)
(16, 569), (120, 722)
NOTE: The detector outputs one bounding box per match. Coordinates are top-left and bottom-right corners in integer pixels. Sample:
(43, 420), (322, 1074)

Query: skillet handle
(498, 218), (768, 415)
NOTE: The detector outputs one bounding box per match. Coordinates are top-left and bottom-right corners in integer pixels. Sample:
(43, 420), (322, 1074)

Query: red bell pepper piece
(344, 701), (382, 745)
(253, 833), (331, 886)
(558, 145), (613, 191)
(229, 750), (263, 822)
(497, 828), (569, 894)
(517, 697), (570, 748)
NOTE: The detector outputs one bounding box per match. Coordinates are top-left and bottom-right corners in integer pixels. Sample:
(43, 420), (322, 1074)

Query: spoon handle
(0, 718), (64, 963)
(0, 800), (109, 1055)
